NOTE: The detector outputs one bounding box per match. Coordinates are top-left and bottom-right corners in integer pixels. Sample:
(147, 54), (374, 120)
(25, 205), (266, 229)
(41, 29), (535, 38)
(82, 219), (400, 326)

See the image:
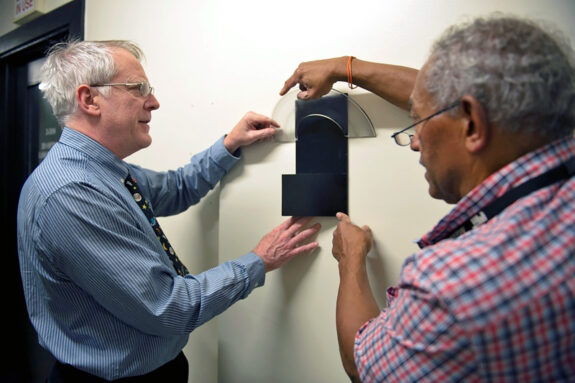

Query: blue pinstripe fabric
(17, 128), (265, 380)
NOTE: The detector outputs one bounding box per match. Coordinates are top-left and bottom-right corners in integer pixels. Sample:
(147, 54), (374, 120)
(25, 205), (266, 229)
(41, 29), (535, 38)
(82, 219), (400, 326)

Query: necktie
(124, 174), (189, 276)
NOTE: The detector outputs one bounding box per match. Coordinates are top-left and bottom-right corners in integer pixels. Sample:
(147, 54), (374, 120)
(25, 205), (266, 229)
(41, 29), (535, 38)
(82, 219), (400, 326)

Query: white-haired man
(18, 40), (320, 382)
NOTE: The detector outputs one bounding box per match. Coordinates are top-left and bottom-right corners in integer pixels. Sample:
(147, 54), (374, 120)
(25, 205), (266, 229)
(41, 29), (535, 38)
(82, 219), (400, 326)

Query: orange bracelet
(347, 56), (358, 89)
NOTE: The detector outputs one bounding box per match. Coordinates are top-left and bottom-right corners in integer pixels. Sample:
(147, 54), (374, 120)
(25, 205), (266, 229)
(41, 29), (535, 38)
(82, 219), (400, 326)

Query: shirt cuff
(234, 252), (266, 292)
(211, 136), (241, 171)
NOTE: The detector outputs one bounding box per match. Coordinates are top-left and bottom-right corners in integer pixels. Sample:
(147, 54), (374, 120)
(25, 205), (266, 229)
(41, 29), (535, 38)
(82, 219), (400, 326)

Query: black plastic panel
(282, 174), (348, 216)
(282, 94), (348, 217)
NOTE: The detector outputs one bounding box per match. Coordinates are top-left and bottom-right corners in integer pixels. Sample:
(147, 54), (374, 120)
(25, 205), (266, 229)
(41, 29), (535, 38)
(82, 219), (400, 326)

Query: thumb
(250, 127), (276, 141)
(297, 90), (310, 100)
(336, 212), (351, 223)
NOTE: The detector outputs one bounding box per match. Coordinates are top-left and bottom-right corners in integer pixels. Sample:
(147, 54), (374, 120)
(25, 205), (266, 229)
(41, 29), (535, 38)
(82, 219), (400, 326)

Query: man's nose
(410, 133), (420, 152)
(146, 93), (160, 110)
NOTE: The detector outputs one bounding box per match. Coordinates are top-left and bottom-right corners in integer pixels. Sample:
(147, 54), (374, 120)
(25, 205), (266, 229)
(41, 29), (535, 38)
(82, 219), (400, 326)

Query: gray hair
(425, 14), (575, 141)
(40, 40), (145, 126)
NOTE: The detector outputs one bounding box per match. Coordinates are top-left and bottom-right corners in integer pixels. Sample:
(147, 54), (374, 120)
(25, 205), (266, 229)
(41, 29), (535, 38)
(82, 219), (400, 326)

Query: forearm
(331, 56), (418, 110)
(336, 260), (380, 381)
(352, 59), (417, 110)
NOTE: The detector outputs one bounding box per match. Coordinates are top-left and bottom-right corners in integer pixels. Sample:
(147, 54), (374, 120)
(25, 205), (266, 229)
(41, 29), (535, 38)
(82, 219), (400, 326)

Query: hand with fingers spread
(253, 217), (321, 272)
(224, 111), (280, 154)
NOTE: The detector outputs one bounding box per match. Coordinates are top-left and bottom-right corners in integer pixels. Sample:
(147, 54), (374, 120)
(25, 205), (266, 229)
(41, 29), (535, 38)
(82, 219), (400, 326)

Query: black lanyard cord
(448, 156), (575, 239)
(484, 156), (575, 219)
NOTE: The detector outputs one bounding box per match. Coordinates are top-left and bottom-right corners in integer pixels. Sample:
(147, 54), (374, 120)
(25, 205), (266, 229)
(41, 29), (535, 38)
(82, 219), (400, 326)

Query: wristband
(347, 56), (358, 89)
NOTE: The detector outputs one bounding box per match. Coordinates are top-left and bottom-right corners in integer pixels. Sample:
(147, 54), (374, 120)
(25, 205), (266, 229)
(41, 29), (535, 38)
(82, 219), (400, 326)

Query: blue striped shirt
(17, 127), (265, 380)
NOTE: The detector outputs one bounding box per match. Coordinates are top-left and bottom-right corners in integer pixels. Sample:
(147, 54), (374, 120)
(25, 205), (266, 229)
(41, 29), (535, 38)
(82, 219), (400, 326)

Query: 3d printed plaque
(281, 93), (348, 216)
(275, 89), (375, 217)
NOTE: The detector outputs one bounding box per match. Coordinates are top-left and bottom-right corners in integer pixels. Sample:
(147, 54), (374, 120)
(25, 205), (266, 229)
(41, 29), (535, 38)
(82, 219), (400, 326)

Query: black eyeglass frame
(391, 101), (460, 146)
(90, 82), (154, 97)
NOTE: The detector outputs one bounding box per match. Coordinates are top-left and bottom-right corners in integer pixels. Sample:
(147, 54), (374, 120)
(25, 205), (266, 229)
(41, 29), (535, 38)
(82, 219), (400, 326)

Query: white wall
(81, 1), (574, 382)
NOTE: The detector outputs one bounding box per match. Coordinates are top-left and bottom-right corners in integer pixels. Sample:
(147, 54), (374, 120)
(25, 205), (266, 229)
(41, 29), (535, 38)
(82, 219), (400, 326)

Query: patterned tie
(124, 174), (189, 276)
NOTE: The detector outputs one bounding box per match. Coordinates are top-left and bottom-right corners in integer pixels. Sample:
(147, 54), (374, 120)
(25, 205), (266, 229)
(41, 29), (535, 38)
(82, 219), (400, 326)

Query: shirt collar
(418, 136), (575, 247)
(59, 127), (130, 181)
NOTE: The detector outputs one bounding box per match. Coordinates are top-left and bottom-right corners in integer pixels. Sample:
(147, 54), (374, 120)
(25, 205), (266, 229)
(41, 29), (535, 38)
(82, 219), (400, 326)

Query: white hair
(40, 40), (145, 126)
(426, 14), (575, 141)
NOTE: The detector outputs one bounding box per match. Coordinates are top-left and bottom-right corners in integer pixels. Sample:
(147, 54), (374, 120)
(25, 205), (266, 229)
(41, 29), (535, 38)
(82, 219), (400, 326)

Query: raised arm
(280, 56), (418, 110)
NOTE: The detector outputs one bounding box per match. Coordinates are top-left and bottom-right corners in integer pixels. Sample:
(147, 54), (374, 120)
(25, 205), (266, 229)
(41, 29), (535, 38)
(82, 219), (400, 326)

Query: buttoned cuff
(211, 136), (242, 172)
(234, 252), (266, 292)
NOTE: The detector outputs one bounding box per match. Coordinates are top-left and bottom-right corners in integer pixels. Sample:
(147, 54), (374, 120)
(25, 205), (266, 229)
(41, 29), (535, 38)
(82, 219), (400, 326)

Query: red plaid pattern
(355, 137), (575, 382)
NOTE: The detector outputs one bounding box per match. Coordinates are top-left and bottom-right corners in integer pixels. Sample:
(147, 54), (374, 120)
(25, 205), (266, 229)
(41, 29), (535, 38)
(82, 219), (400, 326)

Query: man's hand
(279, 57), (348, 100)
(224, 111), (280, 154)
(332, 212), (372, 266)
(280, 57), (417, 110)
(253, 217), (321, 272)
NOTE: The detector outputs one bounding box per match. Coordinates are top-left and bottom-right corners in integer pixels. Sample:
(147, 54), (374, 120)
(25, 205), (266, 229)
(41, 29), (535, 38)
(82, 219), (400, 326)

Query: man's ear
(76, 85), (101, 116)
(460, 94), (489, 153)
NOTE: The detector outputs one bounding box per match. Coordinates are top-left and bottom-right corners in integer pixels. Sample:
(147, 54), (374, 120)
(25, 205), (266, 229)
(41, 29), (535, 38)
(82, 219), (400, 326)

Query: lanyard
(448, 156), (575, 239)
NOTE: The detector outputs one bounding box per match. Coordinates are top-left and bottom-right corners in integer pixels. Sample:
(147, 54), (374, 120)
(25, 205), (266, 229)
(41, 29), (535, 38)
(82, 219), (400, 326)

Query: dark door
(0, 2), (84, 382)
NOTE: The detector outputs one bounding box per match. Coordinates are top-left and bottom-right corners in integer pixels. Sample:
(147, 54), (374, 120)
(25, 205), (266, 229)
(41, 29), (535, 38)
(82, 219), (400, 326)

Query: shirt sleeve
(38, 180), (264, 337)
(354, 286), (478, 383)
(129, 136), (240, 217)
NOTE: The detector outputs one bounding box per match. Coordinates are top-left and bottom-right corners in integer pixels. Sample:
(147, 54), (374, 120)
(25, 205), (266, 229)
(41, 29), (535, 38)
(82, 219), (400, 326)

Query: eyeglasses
(391, 101), (460, 146)
(90, 82), (154, 97)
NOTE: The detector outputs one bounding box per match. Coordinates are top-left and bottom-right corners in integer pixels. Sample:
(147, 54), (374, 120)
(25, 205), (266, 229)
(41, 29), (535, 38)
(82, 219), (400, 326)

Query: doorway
(0, 1), (84, 381)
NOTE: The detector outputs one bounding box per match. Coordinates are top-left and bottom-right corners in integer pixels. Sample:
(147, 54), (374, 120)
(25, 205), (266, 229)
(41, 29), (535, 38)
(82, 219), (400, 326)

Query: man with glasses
(280, 14), (575, 382)
(18, 40), (321, 382)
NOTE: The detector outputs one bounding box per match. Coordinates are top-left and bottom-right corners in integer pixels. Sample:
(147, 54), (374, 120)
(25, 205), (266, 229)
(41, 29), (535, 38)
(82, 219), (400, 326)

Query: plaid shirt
(355, 137), (575, 382)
